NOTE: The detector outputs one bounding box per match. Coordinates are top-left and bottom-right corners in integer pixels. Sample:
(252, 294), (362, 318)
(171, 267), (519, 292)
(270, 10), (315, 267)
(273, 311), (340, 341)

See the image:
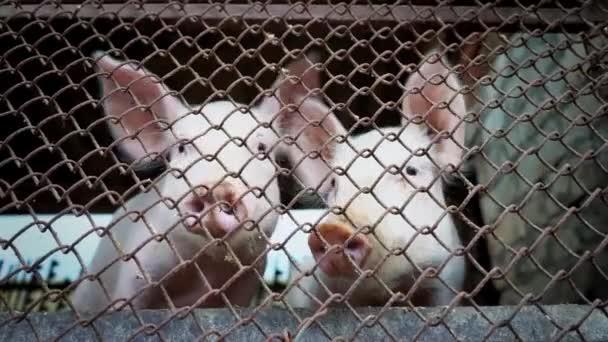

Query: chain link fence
(0, 1), (607, 340)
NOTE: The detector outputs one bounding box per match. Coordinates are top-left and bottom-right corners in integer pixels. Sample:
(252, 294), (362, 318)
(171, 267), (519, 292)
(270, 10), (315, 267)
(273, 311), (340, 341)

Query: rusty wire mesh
(0, 0), (607, 340)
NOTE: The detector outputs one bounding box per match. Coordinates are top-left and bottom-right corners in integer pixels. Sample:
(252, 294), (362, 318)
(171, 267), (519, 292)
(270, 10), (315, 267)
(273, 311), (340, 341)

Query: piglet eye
(178, 144), (186, 153)
(330, 177), (336, 188)
(257, 143), (267, 152)
(405, 166), (418, 176)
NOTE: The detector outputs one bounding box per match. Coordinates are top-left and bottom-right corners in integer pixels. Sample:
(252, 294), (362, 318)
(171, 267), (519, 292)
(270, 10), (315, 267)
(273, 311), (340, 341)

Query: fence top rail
(0, 3), (605, 32)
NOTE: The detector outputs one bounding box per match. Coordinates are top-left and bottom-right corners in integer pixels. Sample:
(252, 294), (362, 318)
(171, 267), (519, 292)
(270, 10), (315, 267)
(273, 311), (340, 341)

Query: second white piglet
(286, 54), (467, 308)
(72, 51), (343, 314)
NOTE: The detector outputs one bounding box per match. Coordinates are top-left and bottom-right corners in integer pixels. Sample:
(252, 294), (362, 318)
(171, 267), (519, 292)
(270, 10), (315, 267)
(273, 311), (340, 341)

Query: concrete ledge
(1, 305), (607, 341)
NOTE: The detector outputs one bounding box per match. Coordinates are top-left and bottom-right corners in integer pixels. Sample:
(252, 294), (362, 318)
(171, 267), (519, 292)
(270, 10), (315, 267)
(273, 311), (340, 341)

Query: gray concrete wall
(1, 305), (607, 341)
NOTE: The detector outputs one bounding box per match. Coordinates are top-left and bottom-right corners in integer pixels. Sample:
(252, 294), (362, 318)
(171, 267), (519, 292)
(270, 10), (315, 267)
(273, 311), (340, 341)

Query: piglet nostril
(214, 183), (245, 219)
(346, 237), (362, 251)
(189, 197), (206, 213)
(219, 203), (235, 216)
(314, 241), (327, 254)
(308, 233), (326, 256)
(344, 235), (369, 264)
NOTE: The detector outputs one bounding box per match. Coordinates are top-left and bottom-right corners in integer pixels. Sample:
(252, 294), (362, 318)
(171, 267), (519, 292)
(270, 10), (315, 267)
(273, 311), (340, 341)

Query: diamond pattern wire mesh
(0, 1), (607, 340)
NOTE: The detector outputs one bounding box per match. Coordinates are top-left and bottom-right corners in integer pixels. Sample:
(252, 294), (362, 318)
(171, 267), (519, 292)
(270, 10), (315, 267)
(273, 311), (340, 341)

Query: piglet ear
(275, 51), (346, 156)
(93, 51), (180, 162)
(401, 53), (466, 168)
(259, 52), (346, 195)
(273, 51), (322, 105)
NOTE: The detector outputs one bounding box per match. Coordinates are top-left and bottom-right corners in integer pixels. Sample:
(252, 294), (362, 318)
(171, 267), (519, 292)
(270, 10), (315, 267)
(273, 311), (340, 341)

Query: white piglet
(72, 51), (342, 314)
(287, 55), (467, 308)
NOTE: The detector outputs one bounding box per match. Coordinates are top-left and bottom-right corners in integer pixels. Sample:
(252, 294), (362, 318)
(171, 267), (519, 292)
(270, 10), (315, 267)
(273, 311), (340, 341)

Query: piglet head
(308, 54), (467, 304)
(93, 52), (280, 244)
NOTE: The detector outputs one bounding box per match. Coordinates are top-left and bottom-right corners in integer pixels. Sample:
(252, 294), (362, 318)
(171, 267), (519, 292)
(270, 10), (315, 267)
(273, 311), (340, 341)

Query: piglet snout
(308, 223), (370, 276)
(183, 182), (248, 238)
